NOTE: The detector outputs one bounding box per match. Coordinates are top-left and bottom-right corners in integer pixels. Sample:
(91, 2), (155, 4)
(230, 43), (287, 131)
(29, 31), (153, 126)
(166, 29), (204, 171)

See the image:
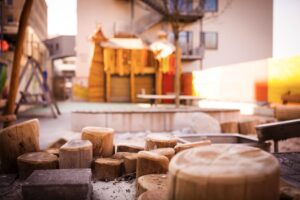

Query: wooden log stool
(137, 151), (169, 178)
(239, 120), (259, 135)
(0, 119), (40, 173)
(117, 144), (144, 153)
(150, 148), (175, 160)
(59, 139), (93, 169)
(138, 190), (168, 200)
(81, 126), (114, 157)
(94, 158), (123, 181)
(174, 140), (211, 154)
(17, 152), (58, 179)
(137, 174), (168, 197)
(168, 144), (280, 200)
(145, 133), (177, 150)
(123, 153), (138, 175)
(220, 122), (239, 133)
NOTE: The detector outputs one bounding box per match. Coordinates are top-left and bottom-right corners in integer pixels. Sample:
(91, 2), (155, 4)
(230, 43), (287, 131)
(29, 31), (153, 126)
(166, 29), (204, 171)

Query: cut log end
(145, 133), (177, 150)
(94, 158), (123, 181)
(137, 174), (168, 197)
(174, 140), (211, 154)
(117, 144), (144, 153)
(150, 148), (175, 160)
(17, 152), (58, 179)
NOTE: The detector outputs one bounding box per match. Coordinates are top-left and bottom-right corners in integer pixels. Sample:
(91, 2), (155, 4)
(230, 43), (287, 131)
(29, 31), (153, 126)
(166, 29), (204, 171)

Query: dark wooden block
(22, 169), (92, 200)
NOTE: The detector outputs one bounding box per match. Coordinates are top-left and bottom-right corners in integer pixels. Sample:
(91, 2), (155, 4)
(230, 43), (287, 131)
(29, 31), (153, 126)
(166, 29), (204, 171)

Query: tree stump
(168, 144), (280, 200)
(46, 138), (67, 149)
(138, 190), (168, 200)
(112, 152), (132, 160)
(81, 126), (114, 157)
(0, 119), (40, 173)
(17, 152), (58, 179)
(94, 158), (123, 181)
(137, 151), (169, 178)
(59, 139), (93, 169)
(150, 148), (175, 160)
(137, 174), (168, 197)
(239, 120), (259, 135)
(220, 122), (239, 133)
(117, 144), (144, 153)
(123, 153), (138, 175)
(44, 148), (59, 157)
(145, 134), (177, 150)
(174, 140), (211, 154)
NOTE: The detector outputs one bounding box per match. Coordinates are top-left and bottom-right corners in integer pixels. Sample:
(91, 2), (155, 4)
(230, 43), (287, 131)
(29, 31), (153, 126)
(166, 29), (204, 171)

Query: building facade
(76, 0), (272, 77)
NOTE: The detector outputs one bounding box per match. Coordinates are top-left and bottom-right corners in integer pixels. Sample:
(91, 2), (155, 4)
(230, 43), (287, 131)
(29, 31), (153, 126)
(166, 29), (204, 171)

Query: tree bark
(4, 0), (34, 128)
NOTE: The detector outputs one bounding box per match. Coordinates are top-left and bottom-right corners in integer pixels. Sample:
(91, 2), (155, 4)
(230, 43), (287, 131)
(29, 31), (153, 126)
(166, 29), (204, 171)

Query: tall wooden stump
(168, 144), (280, 200)
(59, 139), (93, 169)
(145, 134), (177, 150)
(81, 126), (114, 157)
(17, 152), (58, 179)
(137, 151), (169, 178)
(220, 122), (239, 133)
(0, 119), (40, 173)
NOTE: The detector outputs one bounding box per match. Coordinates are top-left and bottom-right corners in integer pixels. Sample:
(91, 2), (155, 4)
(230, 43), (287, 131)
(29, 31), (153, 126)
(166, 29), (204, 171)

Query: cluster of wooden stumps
(0, 119), (281, 200)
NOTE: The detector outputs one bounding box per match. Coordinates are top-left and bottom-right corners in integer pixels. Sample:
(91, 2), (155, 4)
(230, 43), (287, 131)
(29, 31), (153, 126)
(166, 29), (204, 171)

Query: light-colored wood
(59, 139), (93, 169)
(106, 71), (111, 102)
(46, 138), (67, 149)
(145, 134), (177, 150)
(274, 105), (300, 121)
(130, 68), (136, 103)
(44, 148), (59, 157)
(4, 0), (33, 127)
(123, 153), (138, 175)
(0, 114), (17, 123)
(168, 144), (280, 200)
(138, 190), (168, 200)
(81, 126), (114, 157)
(17, 152), (58, 179)
(117, 144), (144, 153)
(174, 140), (211, 154)
(221, 122), (239, 133)
(137, 151), (169, 178)
(112, 152), (133, 160)
(150, 148), (175, 160)
(137, 174), (168, 197)
(94, 158), (123, 181)
(0, 119), (40, 173)
(155, 67), (162, 104)
(239, 120), (259, 135)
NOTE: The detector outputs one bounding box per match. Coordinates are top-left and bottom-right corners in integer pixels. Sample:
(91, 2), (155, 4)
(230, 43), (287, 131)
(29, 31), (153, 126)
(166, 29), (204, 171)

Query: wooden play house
(87, 28), (178, 103)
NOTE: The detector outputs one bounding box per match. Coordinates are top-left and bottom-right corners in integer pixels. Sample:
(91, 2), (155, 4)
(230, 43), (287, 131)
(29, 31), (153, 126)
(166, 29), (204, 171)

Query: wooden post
(105, 70), (111, 102)
(130, 66), (136, 103)
(155, 63), (162, 104)
(4, 0), (34, 128)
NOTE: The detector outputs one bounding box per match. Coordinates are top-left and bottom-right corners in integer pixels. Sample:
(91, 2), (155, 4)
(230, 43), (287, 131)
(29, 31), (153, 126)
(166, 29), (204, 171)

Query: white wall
(203, 0), (273, 69)
(273, 0), (300, 58)
(76, 0), (130, 77)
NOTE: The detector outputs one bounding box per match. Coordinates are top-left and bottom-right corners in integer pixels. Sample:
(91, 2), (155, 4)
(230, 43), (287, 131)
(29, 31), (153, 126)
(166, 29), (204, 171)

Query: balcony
(140, 0), (204, 23)
(181, 46), (204, 61)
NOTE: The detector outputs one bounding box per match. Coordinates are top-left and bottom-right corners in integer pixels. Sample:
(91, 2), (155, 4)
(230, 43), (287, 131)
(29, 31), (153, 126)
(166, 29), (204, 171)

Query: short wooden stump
(94, 158), (123, 181)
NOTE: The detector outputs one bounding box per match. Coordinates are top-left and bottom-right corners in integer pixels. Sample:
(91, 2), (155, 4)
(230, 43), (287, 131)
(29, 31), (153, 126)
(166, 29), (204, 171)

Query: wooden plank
(105, 71), (111, 102)
(130, 68), (136, 103)
(155, 66), (162, 104)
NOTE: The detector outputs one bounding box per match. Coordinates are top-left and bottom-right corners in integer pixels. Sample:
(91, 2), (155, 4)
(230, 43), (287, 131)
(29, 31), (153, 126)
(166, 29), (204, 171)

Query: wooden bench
(136, 94), (203, 105)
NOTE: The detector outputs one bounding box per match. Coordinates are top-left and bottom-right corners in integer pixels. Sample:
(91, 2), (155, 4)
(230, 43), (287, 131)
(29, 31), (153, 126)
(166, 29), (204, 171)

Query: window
(168, 0), (193, 13)
(204, 0), (218, 12)
(201, 32), (218, 50)
(55, 43), (59, 51)
(168, 31), (193, 55)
